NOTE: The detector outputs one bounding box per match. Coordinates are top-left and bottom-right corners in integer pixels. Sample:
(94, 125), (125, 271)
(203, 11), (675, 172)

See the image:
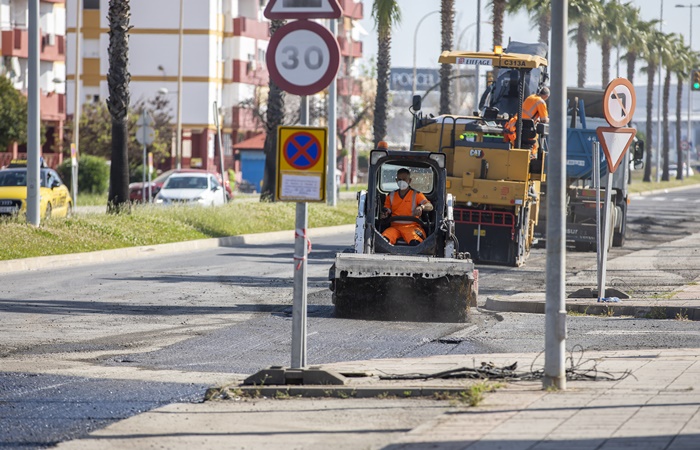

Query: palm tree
(260, 19), (286, 201)
(505, 0), (551, 45)
(568, 0), (603, 88)
(439, 0), (454, 115)
(660, 34), (677, 181)
(106, 0), (131, 213)
(592, 1), (627, 87)
(640, 30), (665, 182)
(372, 0), (401, 147)
(489, 0), (506, 48)
(619, 13), (657, 85)
(669, 38), (690, 181)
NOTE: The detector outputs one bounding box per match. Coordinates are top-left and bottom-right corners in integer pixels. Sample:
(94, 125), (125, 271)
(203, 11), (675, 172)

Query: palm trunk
(601, 36), (611, 87)
(676, 74), (684, 180)
(373, 27), (391, 147)
(261, 20), (286, 201)
(439, 0), (454, 115)
(576, 24), (587, 87)
(106, 0), (131, 213)
(662, 69), (671, 181)
(538, 12), (550, 45)
(643, 63), (655, 182)
(492, 0), (505, 48)
(626, 53), (636, 84)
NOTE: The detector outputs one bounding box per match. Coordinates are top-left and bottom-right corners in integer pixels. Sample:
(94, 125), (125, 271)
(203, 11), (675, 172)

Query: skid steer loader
(329, 147), (477, 322)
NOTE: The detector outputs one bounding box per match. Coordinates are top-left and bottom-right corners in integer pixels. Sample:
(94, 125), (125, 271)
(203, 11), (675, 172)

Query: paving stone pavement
(56, 349), (700, 450)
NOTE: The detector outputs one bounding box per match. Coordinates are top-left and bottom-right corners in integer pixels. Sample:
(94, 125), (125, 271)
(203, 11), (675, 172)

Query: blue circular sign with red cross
(282, 132), (322, 170)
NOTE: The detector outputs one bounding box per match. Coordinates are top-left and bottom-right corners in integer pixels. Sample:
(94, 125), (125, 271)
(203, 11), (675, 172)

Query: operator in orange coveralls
(381, 168), (433, 245)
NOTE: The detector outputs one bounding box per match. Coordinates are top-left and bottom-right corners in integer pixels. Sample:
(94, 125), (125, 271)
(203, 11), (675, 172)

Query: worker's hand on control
(381, 207), (391, 219)
(413, 205), (424, 216)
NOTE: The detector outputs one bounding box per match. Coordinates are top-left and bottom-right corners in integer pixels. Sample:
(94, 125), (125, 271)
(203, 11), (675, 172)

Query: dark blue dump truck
(534, 88), (644, 251)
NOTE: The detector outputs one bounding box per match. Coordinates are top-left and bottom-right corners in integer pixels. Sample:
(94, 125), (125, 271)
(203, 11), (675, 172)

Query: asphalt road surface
(3, 186), (700, 447)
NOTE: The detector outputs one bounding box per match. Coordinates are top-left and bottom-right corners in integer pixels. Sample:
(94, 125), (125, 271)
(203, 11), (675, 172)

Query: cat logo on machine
(469, 149), (484, 158)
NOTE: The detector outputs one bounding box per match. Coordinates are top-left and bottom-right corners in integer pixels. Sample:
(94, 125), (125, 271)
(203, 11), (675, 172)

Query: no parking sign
(276, 126), (327, 202)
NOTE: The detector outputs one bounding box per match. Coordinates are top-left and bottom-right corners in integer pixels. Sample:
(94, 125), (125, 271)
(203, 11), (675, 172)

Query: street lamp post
(176, 0), (184, 169)
(676, 3), (700, 178)
(412, 10), (440, 98)
(657, 0), (664, 182)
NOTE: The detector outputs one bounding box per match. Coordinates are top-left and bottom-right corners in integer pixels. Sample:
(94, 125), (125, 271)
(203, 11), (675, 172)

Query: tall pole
(544, 0), (567, 391)
(291, 96), (310, 369)
(675, 3), (700, 177)
(26, 0), (40, 226)
(686, 6), (697, 177)
(656, 1), (664, 182)
(412, 11), (439, 98)
(615, 0), (620, 78)
(475, 0), (481, 108)
(72, 0), (82, 207)
(327, 18), (337, 206)
(175, 0), (184, 169)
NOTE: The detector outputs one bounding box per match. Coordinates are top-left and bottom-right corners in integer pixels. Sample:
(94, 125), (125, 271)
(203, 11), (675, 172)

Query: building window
(84, 0), (100, 10)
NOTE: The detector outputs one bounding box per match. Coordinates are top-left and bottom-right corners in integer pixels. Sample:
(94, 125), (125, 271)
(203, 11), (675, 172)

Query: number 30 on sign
(266, 20), (340, 96)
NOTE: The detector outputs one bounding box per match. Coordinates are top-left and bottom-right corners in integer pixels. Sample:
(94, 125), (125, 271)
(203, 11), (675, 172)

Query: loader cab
(365, 149), (447, 257)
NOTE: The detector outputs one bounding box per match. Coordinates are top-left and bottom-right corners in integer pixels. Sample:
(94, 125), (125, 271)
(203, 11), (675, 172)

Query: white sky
(358, 0), (697, 88)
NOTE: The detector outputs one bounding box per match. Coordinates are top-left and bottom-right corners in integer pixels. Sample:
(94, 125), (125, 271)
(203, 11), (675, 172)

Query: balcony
(337, 77), (362, 97)
(337, 36), (362, 58)
(233, 17), (269, 41)
(231, 106), (261, 130)
(339, 0), (363, 19)
(232, 59), (269, 86)
(40, 91), (66, 122)
(1, 28), (66, 62)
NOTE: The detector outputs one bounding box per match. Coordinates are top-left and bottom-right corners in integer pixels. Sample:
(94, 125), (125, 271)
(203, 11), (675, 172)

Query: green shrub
(57, 154), (109, 195)
(130, 164), (156, 183)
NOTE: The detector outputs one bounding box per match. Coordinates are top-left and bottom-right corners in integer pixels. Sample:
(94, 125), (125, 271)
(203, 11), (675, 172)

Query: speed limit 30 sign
(266, 20), (340, 96)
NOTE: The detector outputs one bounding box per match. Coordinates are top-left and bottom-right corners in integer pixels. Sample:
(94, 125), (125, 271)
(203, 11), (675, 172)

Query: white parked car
(154, 173), (227, 206)
(668, 163), (695, 178)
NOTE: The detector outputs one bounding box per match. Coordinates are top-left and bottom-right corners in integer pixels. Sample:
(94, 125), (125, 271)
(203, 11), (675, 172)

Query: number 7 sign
(266, 20), (340, 96)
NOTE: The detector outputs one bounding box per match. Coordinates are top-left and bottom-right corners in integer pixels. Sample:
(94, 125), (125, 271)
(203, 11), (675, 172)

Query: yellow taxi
(0, 160), (73, 219)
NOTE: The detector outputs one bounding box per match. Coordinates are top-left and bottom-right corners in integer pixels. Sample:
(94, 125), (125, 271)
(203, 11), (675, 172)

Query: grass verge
(628, 170), (700, 194)
(0, 200), (358, 261)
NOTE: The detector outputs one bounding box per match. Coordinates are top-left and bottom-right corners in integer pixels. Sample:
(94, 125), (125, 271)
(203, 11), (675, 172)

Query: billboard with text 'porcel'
(390, 68), (440, 92)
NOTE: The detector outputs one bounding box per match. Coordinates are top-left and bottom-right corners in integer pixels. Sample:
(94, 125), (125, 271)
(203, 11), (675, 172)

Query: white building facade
(65, 0), (269, 172)
(1, 0), (67, 166)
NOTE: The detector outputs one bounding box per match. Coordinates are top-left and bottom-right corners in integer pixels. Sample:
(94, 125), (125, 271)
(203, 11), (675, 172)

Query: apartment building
(65, 0), (270, 173)
(0, 0), (66, 167)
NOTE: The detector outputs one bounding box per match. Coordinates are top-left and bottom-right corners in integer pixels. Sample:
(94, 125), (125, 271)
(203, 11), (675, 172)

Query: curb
(0, 224), (355, 274)
(235, 385), (475, 399)
(483, 295), (700, 321)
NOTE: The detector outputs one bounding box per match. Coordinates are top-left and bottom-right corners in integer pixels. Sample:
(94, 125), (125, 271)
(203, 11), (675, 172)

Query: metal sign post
(136, 113), (155, 202)
(71, 144), (78, 207)
(276, 122), (327, 369)
(147, 152), (153, 201)
(213, 102), (227, 199)
(244, 2), (344, 386)
(595, 78), (637, 302)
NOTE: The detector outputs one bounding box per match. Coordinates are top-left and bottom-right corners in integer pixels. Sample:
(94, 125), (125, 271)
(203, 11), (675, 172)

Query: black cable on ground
(379, 345), (633, 383)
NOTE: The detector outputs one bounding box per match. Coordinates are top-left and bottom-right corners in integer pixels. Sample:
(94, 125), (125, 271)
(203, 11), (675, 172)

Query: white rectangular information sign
(280, 173), (322, 201)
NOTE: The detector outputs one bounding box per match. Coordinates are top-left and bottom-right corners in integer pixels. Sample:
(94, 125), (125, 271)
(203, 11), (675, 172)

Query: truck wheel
(612, 203), (626, 247)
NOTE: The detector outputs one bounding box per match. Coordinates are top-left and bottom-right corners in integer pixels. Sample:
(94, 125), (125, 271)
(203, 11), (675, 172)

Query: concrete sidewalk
(56, 348), (700, 450)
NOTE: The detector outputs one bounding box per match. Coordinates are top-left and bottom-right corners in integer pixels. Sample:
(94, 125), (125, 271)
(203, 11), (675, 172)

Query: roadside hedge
(57, 155), (110, 195)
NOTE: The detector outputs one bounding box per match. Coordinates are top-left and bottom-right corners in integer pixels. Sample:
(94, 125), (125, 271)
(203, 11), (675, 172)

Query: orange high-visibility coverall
(503, 94), (548, 156)
(382, 189), (429, 245)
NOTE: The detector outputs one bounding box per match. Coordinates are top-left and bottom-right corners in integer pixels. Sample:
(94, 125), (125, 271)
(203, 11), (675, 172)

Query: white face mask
(397, 180), (409, 190)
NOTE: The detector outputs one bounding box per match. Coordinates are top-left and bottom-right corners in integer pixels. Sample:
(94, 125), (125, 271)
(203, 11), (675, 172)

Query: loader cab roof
(438, 50), (548, 69)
